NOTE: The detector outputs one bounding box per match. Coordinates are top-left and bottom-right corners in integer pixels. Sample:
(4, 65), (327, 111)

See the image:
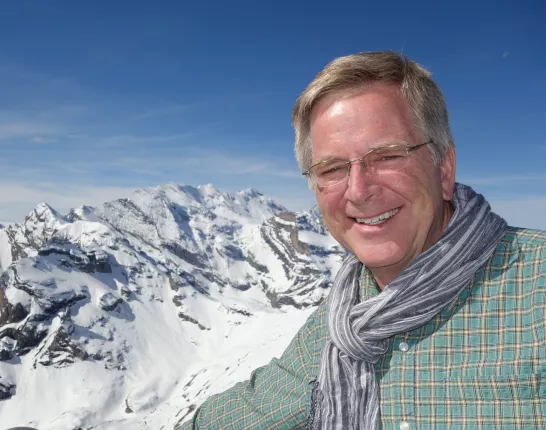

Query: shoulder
(473, 226), (546, 311)
(487, 227), (546, 266)
(301, 297), (330, 351)
(311, 296), (329, 329)
(281, 298), (329, 360)
(472, 227), (546, 334)
(498, 226), (546, 251)
(476, 227), (545, 293)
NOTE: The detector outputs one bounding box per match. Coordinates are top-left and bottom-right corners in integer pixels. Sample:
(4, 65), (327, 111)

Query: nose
(344, 161), (377, 204)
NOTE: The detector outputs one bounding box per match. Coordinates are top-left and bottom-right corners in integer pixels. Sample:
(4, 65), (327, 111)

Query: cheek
(392, 164), (440, 202)
(317, 190), (343, 216)
(398, 174), (444, 232)
(317, 194), (347, 235)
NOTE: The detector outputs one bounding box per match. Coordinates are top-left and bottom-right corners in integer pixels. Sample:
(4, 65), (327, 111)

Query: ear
(440, 146), (456, 201)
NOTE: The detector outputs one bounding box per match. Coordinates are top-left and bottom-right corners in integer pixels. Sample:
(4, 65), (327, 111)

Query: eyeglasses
(303, 140), (432, 188)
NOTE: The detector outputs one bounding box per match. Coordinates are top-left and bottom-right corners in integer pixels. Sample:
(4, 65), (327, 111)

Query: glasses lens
(313, 160), (348, 187)
(366, 145), (409, 171)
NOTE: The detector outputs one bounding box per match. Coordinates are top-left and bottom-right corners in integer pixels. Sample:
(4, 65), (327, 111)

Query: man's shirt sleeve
(177, 307), (325, 430)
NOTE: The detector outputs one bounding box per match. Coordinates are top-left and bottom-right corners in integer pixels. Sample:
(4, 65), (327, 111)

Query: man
(178, 51), (546, 429)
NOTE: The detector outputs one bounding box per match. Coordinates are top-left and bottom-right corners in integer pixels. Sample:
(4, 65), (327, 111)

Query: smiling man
(305, 82), (455, 288)
(178, 51), (546, 429)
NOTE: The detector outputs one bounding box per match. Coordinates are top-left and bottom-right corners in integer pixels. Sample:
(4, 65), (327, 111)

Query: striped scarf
(307, 183), (507, 430)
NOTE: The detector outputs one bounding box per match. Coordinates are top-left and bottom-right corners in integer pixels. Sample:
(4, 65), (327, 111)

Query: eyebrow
(312, 155), (344, 165)
(311, 141), (407, 165)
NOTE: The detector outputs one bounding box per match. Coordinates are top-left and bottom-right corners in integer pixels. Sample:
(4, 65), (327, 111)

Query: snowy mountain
(0, 183), (344, 429)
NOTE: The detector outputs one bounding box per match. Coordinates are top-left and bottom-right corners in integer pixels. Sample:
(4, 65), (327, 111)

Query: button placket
(395, 335), (415, 428)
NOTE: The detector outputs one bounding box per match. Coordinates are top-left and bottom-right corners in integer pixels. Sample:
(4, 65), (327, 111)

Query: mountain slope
(0, 183), (343, 429)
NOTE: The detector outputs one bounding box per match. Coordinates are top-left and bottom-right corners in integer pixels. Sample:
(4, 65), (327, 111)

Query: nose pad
(348, 164), (367, 186)
(347, 158), (368, 179)
(345, 161), (375, 202)
(348, 159), (370, 181)
(358, 158), (369, 173)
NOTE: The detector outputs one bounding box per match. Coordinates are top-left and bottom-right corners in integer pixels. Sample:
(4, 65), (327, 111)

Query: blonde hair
(292, 51), (454, 173)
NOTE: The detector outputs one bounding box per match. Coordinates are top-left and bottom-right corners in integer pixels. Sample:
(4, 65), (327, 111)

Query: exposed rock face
(38, 244), (112, 274)
(0, 203), (68, 265)
(0, 380), (15, 400)
(0, 285), (28, 326)
(0, 183), (343, 429)
(99, 293), (122, 311)
(36, 309), (89, 368)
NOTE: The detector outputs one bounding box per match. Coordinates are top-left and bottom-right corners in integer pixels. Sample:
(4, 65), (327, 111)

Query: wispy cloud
(0, 182), (132, 206)
(0, 143), (304, 222)
(0, 143), (301, 183)
(0, 121), (67, 141)
(132, 91), (281, 121)
(0, 182), (137, 223)
(190, 151), (301, 178)
(461, 174), (546, 186)
(491, 195), (546, 230)
(30, 136), (58, 144)
(94, 132), (202, 148)
(502, 51), (510, 59)
(269, 190), (317, 212)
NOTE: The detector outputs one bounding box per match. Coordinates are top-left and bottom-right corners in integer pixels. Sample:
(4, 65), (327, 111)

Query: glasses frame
(302, 140), (433, 188)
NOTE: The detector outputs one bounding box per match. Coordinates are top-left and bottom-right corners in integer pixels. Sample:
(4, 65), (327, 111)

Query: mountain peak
(237, 188), (263, 198)
(197, 183), (221, 196)
(28, 202), (67, 223)
(66, 205), (95, 222)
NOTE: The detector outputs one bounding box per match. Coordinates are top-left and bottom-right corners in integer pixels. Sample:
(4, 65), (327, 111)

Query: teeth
(356, 208), (399, 225)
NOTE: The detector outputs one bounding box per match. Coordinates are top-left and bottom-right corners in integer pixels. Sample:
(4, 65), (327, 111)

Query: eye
(369, 147), (407, 163)
(381, 154), (404, 161)
(321, 166), (342, 175)
(315, 161), (346, 177)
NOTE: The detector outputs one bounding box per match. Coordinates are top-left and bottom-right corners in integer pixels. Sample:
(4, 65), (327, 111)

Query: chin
(351, 244), (406, 269)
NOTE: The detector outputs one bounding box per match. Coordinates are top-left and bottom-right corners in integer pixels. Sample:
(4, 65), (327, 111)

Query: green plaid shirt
(178, 227), (546, 429)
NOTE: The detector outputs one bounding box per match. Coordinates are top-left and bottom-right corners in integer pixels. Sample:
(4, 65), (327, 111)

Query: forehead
(310, 82), (404, 119)
(309, 83), (419, 157)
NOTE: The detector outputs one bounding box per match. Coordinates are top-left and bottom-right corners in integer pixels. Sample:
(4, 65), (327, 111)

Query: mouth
(354, 207), (400, 226)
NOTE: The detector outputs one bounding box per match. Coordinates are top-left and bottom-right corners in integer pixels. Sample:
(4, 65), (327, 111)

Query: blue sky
(0, 0), (544, 228)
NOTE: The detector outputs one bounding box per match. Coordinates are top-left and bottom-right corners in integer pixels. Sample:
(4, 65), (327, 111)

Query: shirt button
(400, 421), (410, 430)
(399, 341), (409, 352)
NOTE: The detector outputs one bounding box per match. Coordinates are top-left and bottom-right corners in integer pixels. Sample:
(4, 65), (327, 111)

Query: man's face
(309, 84), (456, 286)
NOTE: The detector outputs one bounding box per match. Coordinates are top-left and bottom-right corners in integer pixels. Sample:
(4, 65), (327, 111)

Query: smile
(355, 208), (400, 225)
